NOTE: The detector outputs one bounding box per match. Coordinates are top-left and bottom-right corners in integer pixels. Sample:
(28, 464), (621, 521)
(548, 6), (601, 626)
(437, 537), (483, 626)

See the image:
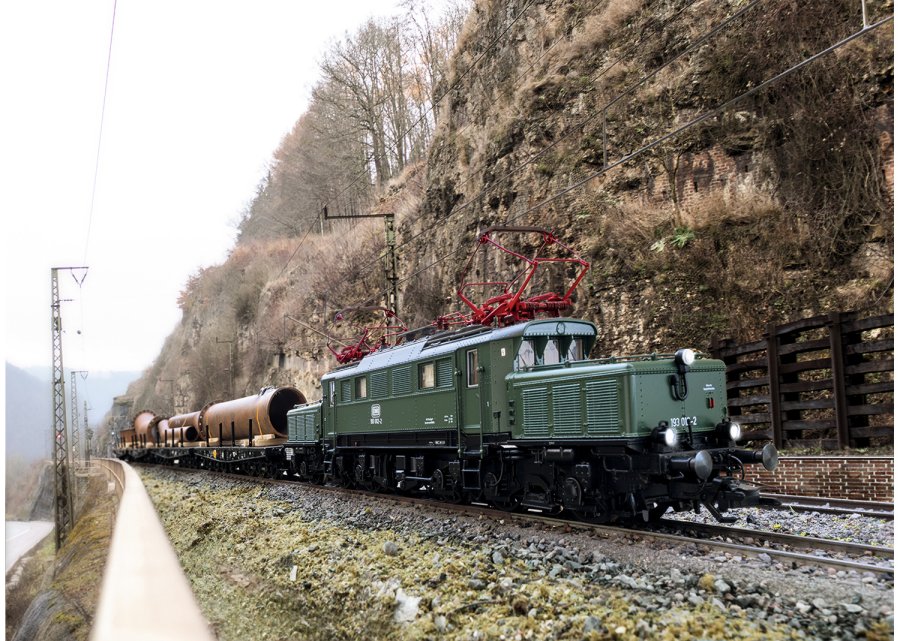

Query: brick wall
(742, 456), (894, 502)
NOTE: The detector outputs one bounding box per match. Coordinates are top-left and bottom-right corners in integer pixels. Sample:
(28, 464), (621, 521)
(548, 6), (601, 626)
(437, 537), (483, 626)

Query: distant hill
(8, 364), (140, 461)
(6, 363), (52, 461)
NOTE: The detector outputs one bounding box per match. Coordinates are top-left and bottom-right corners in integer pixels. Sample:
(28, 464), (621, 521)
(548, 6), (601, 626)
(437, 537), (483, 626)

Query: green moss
(142, 470), (805, 641)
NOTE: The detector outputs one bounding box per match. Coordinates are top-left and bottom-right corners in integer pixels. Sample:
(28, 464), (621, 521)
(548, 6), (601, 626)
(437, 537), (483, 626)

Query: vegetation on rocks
(140, 467), (893, 641)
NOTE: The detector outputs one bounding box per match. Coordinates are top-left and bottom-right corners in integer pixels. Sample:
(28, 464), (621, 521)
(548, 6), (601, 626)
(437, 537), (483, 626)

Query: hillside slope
(113, 0), (893, 423)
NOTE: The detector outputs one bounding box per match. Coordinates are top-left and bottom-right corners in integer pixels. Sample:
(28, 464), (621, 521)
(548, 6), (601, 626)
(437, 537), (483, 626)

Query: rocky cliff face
(403, 0), (893, 353)
(117, 0), (893, 418)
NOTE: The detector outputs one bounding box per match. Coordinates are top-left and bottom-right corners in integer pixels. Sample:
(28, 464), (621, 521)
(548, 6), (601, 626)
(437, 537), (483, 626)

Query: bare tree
(236, 1), (471, 245)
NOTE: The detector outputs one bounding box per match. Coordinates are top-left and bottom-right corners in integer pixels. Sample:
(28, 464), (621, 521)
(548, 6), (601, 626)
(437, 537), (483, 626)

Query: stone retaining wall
(741, 456), (894, 502)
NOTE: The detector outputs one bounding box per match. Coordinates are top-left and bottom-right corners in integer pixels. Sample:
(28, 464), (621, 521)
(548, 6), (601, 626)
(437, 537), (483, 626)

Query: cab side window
(466, 349), (479, 386)
(418, 362), (435, 389)
(567, 338), (585, 362)
(355, 376), (367, 399)
(515, 340), (536, 370)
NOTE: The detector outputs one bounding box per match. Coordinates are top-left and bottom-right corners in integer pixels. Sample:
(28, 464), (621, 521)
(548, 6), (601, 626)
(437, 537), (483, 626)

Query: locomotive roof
(323, 318), (597, 380)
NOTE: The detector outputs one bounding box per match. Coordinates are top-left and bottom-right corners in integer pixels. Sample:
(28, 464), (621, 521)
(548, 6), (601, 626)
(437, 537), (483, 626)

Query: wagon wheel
(354, 463), (377, 491)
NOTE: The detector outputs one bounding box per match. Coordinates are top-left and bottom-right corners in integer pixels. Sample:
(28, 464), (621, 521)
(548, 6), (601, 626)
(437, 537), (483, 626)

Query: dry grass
(555, 0), (644, 64)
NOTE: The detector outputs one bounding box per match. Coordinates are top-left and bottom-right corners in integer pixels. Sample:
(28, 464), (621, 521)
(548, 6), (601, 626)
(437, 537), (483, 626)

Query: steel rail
(762, 493), (894, 520)
(657, 519), (894, 559)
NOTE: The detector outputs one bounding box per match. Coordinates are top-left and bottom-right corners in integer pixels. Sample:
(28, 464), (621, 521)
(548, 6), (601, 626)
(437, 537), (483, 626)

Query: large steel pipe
(165, 408), (207, 444)
(168, 411), (201, 432)
(133, 411), (165, 446)
(203, 386), (305, 442)
(159, 425), (199, 445)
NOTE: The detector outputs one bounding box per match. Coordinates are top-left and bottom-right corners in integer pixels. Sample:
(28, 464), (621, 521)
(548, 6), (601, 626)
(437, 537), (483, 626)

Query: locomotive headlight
(653, 423), (678, 448)
(675, 348), (696, 368)
(663, 426), (678, 447)
(716, 420), (742, 443)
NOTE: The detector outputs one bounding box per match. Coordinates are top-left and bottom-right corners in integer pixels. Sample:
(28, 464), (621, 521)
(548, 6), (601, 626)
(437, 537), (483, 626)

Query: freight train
(115, 227), (779, 523)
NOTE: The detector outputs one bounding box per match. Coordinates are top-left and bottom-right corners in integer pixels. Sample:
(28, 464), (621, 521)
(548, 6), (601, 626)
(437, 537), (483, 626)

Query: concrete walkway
(6, 521), (54, 572)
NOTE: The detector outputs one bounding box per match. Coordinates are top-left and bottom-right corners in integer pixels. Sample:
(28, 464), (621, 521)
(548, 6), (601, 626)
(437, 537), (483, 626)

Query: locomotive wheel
(561, 477), (582, 508)
(484, 472), (523, 512)
(568, 507), (607, 524)
(490, 491), (523, 512)
(353, 463), (376, 490)
(430, 469), (444, 494)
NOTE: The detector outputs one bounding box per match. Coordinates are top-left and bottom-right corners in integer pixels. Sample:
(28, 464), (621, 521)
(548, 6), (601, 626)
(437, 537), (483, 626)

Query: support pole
(83, 401), (90, 464)
(70, 371), (87, 467)
(323, 207), (400, 318)
(384, 214), (399, 316)
(50, 266), (87, 549)
(215, 338), (236, 400)
(70, 372), (81, 468)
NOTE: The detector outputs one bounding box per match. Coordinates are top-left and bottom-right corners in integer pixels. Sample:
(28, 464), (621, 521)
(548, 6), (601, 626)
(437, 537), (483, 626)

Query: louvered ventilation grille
(392, 367), (411, 395)
(586, 380), (619, 435)
(288, 414), (301, 441)
(552, 384), (581, 436)
(303, 414), (316, 441)
(371, 371), (388, 398)
(522, 388), (548, 437)
(436, 358), (453, 388)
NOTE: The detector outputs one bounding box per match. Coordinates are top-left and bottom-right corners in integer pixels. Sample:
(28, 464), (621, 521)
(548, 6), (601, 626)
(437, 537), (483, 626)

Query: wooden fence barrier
(710, 312), (893, 449)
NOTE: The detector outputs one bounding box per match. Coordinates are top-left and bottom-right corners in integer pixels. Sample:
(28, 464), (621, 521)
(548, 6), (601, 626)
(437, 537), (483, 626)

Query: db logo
(370, 404), (383, 425)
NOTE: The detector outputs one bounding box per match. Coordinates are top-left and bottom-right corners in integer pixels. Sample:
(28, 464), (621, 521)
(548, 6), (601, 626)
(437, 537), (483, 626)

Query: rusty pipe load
(165, 405), (206, 442)
(168, 410), (201, 432)
(203, 386), (305, 442)
(159, 425), (200, 445)
(132, 410), (167, 445)
(149, 417), (167, 445)
(119, 429), (136, 447)
(132, 410), (156, 433)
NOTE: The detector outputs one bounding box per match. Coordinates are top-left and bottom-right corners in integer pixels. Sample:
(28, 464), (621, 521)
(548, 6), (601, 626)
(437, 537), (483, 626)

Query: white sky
(1, 0), (412, 374)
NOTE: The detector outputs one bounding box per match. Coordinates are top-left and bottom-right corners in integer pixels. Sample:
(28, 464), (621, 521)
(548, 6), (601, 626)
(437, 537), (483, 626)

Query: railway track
(655, 519), (893, 576)
(145, 464), (895, 580)
(763, 493), (894, 520)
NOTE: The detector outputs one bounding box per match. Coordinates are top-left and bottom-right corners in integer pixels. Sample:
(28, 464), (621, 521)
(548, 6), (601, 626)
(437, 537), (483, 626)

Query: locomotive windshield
(515, 336), (588, 370)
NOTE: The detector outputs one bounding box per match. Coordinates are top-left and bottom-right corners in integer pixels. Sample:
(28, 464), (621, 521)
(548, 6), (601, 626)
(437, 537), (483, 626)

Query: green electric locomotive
(285, 228), (778, 523)
(286, 316), (778, 523)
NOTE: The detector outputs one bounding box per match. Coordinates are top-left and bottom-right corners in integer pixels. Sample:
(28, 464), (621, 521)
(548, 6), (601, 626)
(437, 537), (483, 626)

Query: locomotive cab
(505, 319), (779, 523)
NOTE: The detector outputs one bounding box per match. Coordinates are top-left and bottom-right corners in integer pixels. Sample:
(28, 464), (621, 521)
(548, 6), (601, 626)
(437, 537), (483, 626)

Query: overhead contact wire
(503, 14), (895, 227)
(83, 0), (119, 265)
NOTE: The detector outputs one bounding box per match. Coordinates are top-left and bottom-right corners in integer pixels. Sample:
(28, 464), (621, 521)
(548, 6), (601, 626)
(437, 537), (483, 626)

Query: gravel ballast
(138, 467), (893, 641)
